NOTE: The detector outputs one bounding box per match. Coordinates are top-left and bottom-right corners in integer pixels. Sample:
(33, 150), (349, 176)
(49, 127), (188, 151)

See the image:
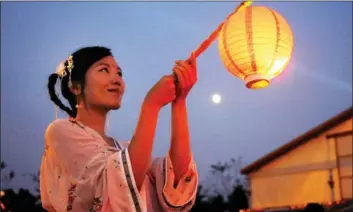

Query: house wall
(248, 118), (352, 209)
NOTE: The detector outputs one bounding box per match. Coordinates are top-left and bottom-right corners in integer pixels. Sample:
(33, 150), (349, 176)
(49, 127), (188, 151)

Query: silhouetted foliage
(23, 171), (40, 195)
(0, 161), (44, 212)
(191, 186), (228, 212)
(191, 158), (249, 212)
(302, 203), (325, 212)
(1, 188), (45, 212)
(0, 161), (5, 169)
(227, 185), (249, 212)
(207, 157), (248, 196)
(0, 161), (15, 186)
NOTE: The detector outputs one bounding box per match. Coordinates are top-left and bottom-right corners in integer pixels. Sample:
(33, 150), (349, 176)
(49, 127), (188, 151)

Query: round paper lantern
(218, 6), (294, 89)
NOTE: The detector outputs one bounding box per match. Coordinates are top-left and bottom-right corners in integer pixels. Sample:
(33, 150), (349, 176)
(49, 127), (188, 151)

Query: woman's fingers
(173, 66), (186, 88)
(176, 60), (196, 85)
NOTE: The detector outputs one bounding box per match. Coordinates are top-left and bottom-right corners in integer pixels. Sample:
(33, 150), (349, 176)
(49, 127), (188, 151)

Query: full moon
(211, 94), (222, 104)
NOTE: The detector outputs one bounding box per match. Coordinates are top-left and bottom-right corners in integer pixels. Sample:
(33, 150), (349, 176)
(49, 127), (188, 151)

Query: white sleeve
(149, 153), (198, 211)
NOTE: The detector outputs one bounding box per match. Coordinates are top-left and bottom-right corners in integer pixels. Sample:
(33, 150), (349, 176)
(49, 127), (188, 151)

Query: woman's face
(82, 56), (125, 111)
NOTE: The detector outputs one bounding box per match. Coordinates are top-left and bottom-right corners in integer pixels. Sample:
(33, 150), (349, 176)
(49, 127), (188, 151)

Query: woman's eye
(100, 68), (109, 73)
(118, 72), (123, 77)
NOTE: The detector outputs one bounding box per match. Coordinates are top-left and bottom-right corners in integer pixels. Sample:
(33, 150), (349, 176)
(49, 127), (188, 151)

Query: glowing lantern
(174, 1), (293, 90)
(218, 6), (294, 89)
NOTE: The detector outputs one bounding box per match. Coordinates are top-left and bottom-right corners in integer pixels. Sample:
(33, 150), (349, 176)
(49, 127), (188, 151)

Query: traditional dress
(40, 119), (198, 212)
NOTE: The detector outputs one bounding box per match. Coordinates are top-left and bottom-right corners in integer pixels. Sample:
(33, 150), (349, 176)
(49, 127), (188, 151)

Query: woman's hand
(172, 54), (197, 102)
(144, 75), (176, 110)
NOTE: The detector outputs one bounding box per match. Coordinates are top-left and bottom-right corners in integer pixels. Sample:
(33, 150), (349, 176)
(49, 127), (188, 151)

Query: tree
(0, 161), (15, 187)
(1, 188), (45, 212)
(191, 185), (228, 212)
(22, 171), (41, 197)
(191, 157), (249, 212)
(207, 157), (248, 197)
(0, 161), (44, 212)
(227, 185), (249, 212)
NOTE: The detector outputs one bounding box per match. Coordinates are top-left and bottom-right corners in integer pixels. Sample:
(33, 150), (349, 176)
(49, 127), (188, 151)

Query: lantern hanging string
(189, 0), (252, 60)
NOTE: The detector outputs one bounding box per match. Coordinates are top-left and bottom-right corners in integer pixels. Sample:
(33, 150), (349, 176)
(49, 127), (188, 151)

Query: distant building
(241, 107), (352, 211)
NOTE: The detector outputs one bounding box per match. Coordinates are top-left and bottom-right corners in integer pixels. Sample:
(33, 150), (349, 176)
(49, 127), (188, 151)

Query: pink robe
(40, 119), (198, 212)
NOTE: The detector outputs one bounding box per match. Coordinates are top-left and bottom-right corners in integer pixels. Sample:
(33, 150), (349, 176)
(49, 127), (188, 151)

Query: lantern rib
(225, 39), (292, 48)
(245, 7), (258, 75)
(266, 9), (281, 76)
(223, 44), (292, 57)
(222, 13), (247, 79)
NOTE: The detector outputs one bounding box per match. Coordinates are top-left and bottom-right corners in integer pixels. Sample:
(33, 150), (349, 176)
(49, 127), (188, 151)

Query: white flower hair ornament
(56, 62), (66, 78)
(55, 56), (74, 87)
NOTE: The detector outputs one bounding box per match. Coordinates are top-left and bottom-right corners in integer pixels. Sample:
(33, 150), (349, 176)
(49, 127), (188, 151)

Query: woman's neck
(75, 107), (108, 138)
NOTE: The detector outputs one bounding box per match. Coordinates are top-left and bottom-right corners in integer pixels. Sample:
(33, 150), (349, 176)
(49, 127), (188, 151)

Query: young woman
(40, 46), (198, 212)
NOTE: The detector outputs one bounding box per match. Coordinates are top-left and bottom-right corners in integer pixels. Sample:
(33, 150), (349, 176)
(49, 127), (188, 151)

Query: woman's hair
(48, 46), (112, 118)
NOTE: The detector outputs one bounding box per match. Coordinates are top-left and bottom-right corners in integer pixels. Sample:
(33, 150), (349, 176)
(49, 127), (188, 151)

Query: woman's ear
(69, 83), (82, 96)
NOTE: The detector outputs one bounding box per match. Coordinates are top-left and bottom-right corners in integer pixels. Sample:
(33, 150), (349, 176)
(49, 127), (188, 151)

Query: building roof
(241, 106), (353, 175)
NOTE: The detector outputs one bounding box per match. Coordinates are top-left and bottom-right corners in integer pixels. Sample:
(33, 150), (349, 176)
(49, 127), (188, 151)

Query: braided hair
(47, 46), (112, 118)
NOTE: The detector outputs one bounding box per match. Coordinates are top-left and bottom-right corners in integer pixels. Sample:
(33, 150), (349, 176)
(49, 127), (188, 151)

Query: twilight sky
(1, 2), (352, 190)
